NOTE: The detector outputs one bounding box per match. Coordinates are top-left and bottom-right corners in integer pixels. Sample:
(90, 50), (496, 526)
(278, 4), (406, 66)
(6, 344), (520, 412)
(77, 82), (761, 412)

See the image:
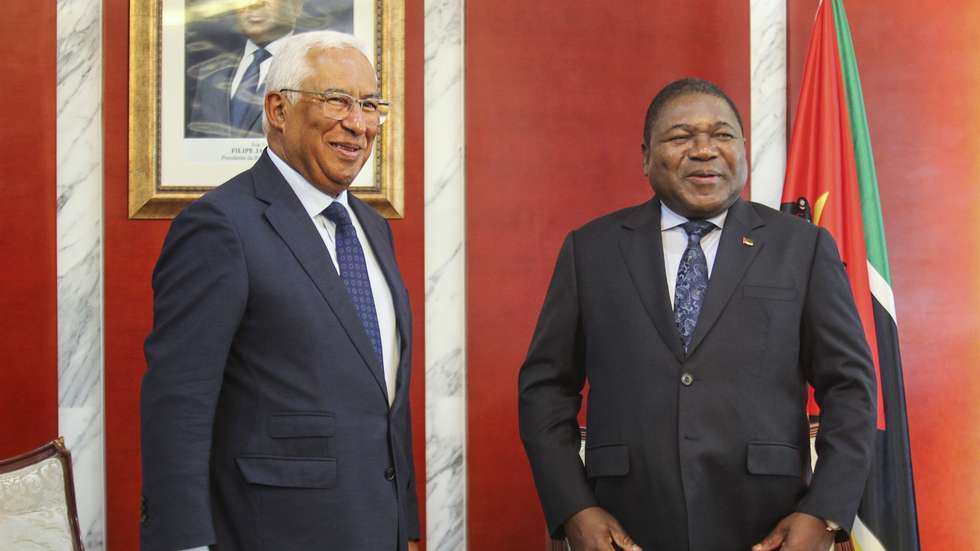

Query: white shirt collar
(267, 148), (349, 218)
(660, 201), (729, 232)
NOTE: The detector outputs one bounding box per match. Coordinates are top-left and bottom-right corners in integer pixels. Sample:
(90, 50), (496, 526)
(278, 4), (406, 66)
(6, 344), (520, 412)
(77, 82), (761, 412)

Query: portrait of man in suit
(185, 0), (354, 138)
(519, 78), (877, 551)
(142, 30), (419, 551)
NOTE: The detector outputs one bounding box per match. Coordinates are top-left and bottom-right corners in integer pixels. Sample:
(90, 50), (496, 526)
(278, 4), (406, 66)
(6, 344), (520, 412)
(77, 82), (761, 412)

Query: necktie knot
(324, 202), (353, 228)
(681, 219), (715, 244)
(253, 47), (271, 64)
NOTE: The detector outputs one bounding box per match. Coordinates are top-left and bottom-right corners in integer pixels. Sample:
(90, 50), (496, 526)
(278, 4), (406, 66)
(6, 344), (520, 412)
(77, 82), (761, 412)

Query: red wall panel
(788, 1), (980, 547)
(0, 0), (58, 458)
(787, 0), (819, 137)
(102, 2), (426, 547)
(465, 2), (750, 547)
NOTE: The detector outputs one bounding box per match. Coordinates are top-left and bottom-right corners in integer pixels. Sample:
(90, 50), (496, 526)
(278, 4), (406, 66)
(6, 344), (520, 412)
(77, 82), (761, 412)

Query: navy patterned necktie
(674, 219), (716, 352)
(229, 48), (271, 129)
(323, 202), (383, 365)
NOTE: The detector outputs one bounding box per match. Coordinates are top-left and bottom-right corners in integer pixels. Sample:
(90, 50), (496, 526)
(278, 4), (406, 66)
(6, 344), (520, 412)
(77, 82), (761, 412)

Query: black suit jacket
(519, 198), (876, 550)
(186, 50), (265, 138)
(141, 151), (419, 551)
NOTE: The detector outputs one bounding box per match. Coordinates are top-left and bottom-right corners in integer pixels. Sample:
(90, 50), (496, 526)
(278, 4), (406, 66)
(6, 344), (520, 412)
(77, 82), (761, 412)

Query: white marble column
(56, 0), (105, 549)
(750, 0), (788, 208)
(424, 0), (467, 549)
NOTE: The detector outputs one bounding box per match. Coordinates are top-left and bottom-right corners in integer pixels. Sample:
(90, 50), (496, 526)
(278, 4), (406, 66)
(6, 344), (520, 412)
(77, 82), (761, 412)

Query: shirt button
(680, 373), (694, 386)
(384, 467), (396, 481)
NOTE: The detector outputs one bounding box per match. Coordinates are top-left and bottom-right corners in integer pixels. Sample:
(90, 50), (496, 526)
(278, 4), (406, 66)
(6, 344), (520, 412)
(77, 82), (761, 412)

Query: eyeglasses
(280, 89), (391, 126)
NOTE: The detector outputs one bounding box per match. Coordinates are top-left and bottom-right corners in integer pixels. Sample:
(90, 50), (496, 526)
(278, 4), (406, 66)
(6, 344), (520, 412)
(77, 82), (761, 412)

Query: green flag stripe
(831, 0), (892, 284)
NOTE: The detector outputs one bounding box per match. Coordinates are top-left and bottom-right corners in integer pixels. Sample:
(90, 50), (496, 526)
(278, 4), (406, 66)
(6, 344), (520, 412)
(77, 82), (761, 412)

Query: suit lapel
(619, 199), (686, 363)
(251, 152), (390, 403)
(349, 195), (413, 400)
(686, 199), (765, 355)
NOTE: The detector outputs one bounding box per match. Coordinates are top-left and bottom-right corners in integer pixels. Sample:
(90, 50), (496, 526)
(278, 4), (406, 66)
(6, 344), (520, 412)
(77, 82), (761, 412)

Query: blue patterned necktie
(323, 202), (383, 364)
(229, 48), (271, 129)
(674, 219), (716, 352)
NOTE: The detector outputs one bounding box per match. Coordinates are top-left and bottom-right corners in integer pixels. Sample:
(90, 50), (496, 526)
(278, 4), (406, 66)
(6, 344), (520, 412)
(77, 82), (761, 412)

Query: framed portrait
(129, 0), (405, 219)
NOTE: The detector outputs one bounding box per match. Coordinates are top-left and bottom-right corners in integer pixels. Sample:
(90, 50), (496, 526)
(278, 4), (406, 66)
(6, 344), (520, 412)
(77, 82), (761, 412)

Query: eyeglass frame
(278, 88), (392, 126)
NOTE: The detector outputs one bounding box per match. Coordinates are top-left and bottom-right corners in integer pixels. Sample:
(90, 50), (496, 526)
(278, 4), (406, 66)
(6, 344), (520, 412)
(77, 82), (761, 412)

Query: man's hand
(408, 542), (420, 551)
(752, 512), (834, 551)
(564, 506), (642, 551)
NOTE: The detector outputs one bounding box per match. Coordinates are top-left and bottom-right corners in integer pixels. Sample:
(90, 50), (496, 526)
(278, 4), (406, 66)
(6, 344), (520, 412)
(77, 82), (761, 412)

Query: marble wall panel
(750, 0), (788, 207)
(424, 0), (467, 549)
(57, 0), (105, 548)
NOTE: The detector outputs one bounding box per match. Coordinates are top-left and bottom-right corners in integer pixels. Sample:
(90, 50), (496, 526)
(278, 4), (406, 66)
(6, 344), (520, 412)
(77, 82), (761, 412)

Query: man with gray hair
(142, 30), (420, 551)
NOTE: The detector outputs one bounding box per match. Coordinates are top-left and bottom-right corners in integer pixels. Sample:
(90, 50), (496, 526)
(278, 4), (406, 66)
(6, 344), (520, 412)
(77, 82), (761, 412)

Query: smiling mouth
(686, 171), (722, 183)
(329, 142), (364, 160)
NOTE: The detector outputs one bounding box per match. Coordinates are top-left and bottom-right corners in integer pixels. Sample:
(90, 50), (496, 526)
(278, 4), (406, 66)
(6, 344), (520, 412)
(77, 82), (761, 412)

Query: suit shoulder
(169, 169), (262, 232)
(191, 169), (258, 209)
(573, 201), (652, 236)
(747, 200), (820, 237)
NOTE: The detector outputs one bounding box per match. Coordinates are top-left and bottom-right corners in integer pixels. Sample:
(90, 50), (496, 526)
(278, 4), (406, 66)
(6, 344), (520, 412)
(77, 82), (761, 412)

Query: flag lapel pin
(742, 236), (755, 247)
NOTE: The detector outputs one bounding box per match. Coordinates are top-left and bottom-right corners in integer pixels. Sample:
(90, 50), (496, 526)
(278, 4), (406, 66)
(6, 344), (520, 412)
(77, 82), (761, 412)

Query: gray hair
(262, 30), (373, 135)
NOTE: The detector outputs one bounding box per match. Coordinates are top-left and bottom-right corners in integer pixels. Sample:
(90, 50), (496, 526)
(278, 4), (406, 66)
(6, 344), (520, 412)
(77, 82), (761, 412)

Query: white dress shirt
(660, 202), (728, 307)
(228, 33), (292, 99)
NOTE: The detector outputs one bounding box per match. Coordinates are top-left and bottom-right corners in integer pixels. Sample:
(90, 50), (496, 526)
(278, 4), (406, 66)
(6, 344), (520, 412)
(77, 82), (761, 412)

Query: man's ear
(264, 92), (288, 133)
(640, 142), (651, 176)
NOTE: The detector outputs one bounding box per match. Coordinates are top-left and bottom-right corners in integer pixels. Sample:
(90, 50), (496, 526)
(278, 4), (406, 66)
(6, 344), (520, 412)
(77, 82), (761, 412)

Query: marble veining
(424, 0), (467, 549)
(750, 0), (788, 208)
(57, 0), (105, 548)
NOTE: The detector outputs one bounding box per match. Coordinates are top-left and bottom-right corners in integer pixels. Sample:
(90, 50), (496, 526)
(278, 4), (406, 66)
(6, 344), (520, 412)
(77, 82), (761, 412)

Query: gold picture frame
(129, 0), (405, 219)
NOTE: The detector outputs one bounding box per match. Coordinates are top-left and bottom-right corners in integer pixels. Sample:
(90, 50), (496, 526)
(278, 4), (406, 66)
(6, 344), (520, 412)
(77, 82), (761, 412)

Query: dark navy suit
(141, 151), (419, 550)
(519, 198), (876, 550)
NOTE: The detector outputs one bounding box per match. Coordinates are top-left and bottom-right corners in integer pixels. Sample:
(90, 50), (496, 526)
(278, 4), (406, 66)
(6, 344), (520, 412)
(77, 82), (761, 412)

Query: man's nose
(688, 134), (718, 159)
(341, 105), (367, 134)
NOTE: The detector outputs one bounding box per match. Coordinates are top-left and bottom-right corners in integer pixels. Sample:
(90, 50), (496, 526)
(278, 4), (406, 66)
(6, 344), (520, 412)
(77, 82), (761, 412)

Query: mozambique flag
(780, 1), (920, 550)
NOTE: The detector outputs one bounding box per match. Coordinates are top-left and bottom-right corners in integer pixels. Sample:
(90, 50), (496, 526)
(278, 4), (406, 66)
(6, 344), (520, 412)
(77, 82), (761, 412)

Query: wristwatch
(825, 520), (849, 543)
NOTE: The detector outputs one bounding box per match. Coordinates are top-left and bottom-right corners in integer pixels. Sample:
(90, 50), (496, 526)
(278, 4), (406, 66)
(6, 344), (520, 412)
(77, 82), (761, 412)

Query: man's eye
(714, 133), (735, 141)
(360, 100), (379, 112)
(668, 135), (690, 143)
(325, 95), (352, 108)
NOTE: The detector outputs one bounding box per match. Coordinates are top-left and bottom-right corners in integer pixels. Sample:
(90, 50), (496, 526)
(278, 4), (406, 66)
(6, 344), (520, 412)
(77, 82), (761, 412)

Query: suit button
(680, 373), (694, 386)
(384, 467), (396, 481)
